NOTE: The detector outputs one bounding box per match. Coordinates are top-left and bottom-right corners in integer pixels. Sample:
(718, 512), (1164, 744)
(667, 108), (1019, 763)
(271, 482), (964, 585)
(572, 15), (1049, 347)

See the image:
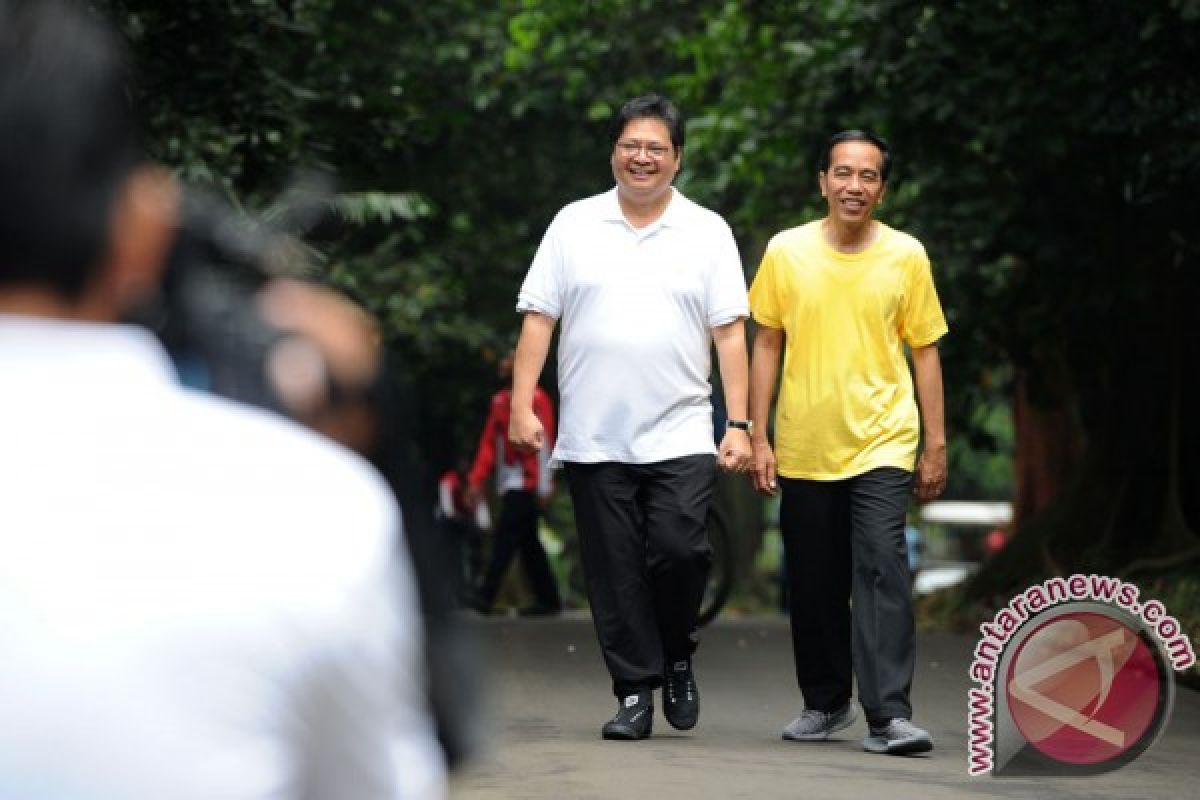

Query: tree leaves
(97, 0), (1199, 513)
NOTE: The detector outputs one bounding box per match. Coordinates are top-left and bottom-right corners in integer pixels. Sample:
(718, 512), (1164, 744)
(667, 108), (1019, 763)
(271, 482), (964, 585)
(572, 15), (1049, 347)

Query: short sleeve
(295, 501), (448, 799)
(748, 240), (785, 329)
(705, 217), (749, 327)
(516, 215), (564, 319)
(899, 245), (948, 348)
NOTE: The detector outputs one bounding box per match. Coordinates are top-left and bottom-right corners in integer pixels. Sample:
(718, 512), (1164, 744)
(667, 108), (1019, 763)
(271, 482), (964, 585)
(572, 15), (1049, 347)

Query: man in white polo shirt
(508, 94), (752, 740)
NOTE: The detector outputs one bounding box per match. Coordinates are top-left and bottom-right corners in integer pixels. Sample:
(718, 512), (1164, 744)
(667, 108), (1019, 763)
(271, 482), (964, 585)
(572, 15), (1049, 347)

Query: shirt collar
(602, 186), (689, 229)
(0, 313), (179, 389)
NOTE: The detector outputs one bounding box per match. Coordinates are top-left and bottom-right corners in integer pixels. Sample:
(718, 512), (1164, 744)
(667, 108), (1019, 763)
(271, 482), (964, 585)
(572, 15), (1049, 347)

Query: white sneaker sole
(863, 733), (934, 755)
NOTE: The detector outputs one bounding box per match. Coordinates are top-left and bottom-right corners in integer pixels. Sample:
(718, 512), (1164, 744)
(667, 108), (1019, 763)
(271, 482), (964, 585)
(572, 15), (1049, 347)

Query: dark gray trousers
(564, 455), (715, 697)
(779, 467), (915, 724)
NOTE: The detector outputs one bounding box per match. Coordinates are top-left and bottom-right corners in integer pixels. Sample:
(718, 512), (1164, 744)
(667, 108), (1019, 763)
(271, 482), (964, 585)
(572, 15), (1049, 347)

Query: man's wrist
(726, 418), (753, 435)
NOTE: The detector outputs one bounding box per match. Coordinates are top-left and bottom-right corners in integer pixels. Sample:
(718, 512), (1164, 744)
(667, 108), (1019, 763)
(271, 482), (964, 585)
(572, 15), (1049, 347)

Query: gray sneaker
(863, 718), (934, 755)
(782, 704), (857, 741)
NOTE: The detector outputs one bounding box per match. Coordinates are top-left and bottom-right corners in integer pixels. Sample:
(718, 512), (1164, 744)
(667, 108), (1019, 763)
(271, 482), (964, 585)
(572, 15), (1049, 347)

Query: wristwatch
(726, 419), (753, 435)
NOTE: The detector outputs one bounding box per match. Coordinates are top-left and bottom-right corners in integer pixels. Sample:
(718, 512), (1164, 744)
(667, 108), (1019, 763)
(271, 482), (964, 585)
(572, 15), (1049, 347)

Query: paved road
(450, 612), (1199, 800)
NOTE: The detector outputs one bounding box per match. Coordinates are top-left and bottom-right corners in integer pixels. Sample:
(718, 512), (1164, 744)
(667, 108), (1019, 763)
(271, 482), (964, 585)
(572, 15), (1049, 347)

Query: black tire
(697, 503), (733, 626)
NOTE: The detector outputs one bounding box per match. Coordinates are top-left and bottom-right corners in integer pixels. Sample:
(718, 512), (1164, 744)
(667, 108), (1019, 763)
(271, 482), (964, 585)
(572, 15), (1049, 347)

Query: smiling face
(610, 116), (681, 211)
(818, 139), (888, 230)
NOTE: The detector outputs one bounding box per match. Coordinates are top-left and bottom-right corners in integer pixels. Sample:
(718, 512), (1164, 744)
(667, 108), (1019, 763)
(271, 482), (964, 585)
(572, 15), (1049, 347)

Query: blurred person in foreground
(748, 130), (947, 756)
(464, 348), (561, 616)
(0, 1), (445, 797)
(509, 94), (752, 740)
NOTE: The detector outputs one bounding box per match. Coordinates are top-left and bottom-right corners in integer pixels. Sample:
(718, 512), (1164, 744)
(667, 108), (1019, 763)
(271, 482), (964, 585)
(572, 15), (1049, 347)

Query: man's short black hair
(818, 130), (891, 182)
(0, 0), (140, 298)
(609, 94), (685, 152)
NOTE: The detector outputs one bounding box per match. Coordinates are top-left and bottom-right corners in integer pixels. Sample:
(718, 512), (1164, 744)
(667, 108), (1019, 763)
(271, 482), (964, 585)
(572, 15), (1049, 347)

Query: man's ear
(98, 165), (179, 314)
(818, 171), (828, 198)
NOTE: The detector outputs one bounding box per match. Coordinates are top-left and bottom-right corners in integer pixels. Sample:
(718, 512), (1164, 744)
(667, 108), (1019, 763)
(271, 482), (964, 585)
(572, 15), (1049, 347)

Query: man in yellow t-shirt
(748, 130), (948, 756)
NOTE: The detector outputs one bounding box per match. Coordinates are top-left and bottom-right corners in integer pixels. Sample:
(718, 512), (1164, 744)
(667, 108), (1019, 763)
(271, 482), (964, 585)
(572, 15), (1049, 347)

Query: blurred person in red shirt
(465, 349), (562, 615)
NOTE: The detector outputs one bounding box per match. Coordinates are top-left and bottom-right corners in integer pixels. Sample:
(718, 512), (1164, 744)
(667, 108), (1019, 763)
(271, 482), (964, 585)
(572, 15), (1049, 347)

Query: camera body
(134, 188), (484, 769)
(132, 191), (298, 413)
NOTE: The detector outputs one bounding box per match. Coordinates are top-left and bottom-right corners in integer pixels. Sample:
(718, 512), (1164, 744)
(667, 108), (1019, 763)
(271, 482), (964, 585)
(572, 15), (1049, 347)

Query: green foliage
(97, 1), (1200, 580)
(1145, 569), (1200, 687)
(333, 192), (431, 227)
(870, 1), (1200, 574)
(101, 0), (335, 198)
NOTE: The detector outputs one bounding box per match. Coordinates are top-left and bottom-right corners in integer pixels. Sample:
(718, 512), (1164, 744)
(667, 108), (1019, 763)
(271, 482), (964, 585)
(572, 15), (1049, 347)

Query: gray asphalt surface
(450, 611), (1199, 800)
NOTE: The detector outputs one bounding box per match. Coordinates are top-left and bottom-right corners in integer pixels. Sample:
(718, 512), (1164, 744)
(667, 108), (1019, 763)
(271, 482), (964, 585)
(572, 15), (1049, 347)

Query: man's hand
(911, 344), (947, 502)
(509, 406), (545, 453)
(751, 437), (778, 496)
(463, 483), (483, 512)
(256, 279), (381, 453)
(914, 444), (947, 501)
(717, 429), (752, 473)
(509, 311), (555, 454)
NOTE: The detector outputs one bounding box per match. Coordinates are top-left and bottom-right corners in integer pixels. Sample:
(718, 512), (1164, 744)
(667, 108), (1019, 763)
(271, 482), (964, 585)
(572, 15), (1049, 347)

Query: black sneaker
(663, 660), (699, 730)
(602, 690), (653, 740)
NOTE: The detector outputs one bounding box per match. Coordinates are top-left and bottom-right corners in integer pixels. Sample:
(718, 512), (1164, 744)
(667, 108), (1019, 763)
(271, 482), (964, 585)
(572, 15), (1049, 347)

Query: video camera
(129, 185), (331, 413)
(131, 182), (484, 769)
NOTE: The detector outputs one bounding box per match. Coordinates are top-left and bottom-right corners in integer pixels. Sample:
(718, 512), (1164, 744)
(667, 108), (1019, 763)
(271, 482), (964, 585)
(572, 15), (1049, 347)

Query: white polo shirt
(517, 187), (747, 464)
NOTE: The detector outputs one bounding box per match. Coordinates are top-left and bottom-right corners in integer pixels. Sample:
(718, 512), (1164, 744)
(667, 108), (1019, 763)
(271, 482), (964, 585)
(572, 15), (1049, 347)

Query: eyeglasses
(615, 140), (672, 160)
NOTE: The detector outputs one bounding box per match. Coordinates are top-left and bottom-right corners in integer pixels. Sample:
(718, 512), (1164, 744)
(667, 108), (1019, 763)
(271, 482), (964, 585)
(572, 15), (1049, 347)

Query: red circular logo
(1006, 611), (1163, 766)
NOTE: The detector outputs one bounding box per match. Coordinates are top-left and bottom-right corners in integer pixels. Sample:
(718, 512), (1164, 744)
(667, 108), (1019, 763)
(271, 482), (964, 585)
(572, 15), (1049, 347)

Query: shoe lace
(870, 718), (916, 738)
(667, 668), (694, 703)
(794, 707), (845, 733)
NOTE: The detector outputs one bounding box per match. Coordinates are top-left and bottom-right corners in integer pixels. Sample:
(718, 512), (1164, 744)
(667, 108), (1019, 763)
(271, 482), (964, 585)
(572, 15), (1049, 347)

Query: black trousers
(564, 455), (715, 697)
(779, 467), (915, 724)
(477, 489), (561, 610)
(439, 516), (483, 605)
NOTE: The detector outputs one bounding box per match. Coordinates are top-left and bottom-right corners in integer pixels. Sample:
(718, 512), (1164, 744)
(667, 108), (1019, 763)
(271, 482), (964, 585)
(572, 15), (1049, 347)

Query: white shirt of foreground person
(518, 187), (748, 464)
(0, 315), (446, 800)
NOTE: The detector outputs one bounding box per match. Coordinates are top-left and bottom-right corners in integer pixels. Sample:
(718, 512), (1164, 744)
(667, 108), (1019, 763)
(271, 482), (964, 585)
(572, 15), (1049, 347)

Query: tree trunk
(1010, 372), (1083, 529)
(968, 257), (1198, 600)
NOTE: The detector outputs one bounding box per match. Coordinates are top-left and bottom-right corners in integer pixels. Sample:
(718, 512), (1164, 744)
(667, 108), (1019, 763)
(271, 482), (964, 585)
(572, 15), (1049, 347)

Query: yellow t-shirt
(749, 221), (948, 480)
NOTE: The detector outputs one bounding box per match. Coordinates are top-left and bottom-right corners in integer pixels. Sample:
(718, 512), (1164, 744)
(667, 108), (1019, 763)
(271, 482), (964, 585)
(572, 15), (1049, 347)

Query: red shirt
(468, 387), (555, 497)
